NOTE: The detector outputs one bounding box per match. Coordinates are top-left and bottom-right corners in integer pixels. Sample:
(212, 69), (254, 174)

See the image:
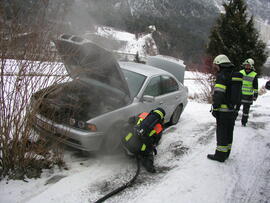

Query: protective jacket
(239, 69), (258, 104)
(123, 110), (164, 155)
(212, 63), (242, 112)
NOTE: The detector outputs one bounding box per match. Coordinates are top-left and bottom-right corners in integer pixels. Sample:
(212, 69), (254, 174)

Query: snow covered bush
(0, 59), (67, 180)
(0, 8), (67, 180)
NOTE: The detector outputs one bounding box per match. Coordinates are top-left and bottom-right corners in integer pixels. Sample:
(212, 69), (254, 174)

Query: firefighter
(235, 58), (258, 126)
(122, 108), (165, 173)
(207, 54), (242, 162)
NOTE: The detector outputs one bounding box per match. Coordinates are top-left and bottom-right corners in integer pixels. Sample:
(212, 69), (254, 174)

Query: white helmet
(243, 58), (255, 68)
(213, 54), (231, 65)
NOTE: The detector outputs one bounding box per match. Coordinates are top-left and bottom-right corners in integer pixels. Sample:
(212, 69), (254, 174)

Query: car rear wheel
(169, 104), (183, 125)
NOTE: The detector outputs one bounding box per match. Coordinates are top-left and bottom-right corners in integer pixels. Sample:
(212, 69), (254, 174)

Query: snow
(1, 72), (270, 203)
(214, 1), (225, 13)
(97, 26), (136, 42)
(92, 26), (158, 59)
(1, 25), (269, 203)
(184, 71), (212, 98)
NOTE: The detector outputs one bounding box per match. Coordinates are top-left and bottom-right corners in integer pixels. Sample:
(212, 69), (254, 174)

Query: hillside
(1, 0), (270, 63)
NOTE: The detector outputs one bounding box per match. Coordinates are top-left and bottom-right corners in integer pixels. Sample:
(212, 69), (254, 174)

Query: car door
(159, 75), (183, 119)
(141, 75), (176, 122)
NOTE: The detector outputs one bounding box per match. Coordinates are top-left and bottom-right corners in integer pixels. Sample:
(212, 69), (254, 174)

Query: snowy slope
(83, 26), (158, 61)
(1, 76), (269, 203)
(96, 26), (158, 57)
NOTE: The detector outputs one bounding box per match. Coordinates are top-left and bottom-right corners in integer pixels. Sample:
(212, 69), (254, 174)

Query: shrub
(0, 3), (68, 180)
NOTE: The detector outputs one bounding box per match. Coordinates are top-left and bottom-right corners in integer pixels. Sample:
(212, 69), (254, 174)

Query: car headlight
(86, 123), (97, 132)
(69, 118), (96, 131)
(78, 121), (85, 129)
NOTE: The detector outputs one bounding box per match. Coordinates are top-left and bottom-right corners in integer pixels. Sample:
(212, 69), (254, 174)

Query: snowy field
(1, 75), (270, 203)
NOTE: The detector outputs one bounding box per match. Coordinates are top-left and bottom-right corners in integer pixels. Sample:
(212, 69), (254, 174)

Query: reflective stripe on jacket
(214, 83), (226, 93)
(213, 104), (233, 112)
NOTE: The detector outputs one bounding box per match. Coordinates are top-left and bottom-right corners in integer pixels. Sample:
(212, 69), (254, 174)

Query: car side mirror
(142, 95), (155, 103)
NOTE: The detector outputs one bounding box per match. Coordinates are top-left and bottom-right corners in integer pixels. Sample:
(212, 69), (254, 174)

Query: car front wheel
(102, 123), (125, 153)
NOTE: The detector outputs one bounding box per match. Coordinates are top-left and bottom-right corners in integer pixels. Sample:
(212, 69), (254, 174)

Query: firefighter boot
(207, 150), (226, 162)
(225, 149), (231, 159)
(241, 115), (248, 126)
(141, 153), (156, 173)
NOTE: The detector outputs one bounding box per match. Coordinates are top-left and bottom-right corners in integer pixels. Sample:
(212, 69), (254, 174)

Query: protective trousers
(216, 111), (235, 159)
(235, 103), (251, 125)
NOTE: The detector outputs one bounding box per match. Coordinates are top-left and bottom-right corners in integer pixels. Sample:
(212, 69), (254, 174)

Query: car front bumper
(33, 114), (104, 152)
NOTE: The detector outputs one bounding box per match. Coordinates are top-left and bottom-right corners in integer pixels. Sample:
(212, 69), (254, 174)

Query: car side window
(143, 76), (161, 97)
(161, 75), (179, 94)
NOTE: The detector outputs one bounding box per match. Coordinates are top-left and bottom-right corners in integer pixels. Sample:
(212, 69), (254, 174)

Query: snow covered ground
(1, 75), (269, 203)
(1, 25), (270, 203)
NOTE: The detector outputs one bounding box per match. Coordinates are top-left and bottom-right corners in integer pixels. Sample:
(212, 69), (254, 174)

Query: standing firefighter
(235, 58), (258, 126)
(208, 54), (243, 162)
(122, 108), (165, 173)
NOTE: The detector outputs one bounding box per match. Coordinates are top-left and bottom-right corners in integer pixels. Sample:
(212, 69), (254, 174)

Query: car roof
(119, 62), (171, 77)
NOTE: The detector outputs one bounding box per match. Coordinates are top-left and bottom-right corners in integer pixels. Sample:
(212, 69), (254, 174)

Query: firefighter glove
(212, 110), (218, 118)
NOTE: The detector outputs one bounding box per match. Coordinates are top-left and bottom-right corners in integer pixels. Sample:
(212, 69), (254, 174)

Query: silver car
(32, 34), (188, 152)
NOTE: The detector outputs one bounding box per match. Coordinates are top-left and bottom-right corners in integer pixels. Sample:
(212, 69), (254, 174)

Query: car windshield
(122, 69), (146, 98)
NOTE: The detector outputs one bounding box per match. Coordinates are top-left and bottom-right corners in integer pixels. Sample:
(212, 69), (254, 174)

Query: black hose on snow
(94, 156), (141, 203)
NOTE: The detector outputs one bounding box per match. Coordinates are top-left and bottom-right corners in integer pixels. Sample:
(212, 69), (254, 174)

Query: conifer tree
(207, 0), (267, 75)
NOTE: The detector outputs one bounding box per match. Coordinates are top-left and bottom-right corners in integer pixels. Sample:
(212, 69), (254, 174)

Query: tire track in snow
(225, 122), (270, 203)
(95, 120), (217, 203)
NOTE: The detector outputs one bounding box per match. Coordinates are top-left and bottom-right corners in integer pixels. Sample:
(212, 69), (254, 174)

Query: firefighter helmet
(213, 54), (231, 65)
(243, 58), (255, 68)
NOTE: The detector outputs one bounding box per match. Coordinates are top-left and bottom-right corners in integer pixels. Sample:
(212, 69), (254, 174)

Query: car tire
(102, 123), (124, 153)
(169, 104), (183, 126)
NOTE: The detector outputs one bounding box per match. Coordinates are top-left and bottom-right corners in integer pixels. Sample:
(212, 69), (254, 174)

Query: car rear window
(122, 69), (146, 98)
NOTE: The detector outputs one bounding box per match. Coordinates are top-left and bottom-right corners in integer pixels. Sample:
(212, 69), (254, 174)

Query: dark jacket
(213, 63), (235, 111)
(123, 111), (163, 155)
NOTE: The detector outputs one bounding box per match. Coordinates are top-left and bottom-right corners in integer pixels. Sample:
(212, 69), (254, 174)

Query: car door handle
(159, 101), (164, 105)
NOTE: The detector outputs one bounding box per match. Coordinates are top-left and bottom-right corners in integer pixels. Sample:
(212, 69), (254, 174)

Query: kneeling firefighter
(122, 108), (165, 173)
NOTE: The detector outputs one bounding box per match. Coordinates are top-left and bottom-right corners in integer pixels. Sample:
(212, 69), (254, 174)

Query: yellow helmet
(243, 58), (255, 68)
(213, 54), (231, 65)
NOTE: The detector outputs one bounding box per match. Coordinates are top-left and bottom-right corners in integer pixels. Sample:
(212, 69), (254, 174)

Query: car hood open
(55, 34), (131, 103)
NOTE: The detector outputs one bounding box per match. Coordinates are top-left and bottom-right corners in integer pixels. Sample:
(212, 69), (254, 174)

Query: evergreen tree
(207, 0), (267, 75)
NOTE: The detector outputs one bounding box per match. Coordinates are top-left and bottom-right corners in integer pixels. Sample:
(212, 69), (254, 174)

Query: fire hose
(94, 156), (141, 203)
